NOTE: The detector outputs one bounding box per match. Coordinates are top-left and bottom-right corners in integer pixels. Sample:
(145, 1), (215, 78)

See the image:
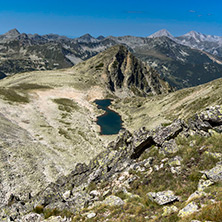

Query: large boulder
(202, 162), (222, 182)
(199, 105), (222, 125)
(152, 119), (184, 145)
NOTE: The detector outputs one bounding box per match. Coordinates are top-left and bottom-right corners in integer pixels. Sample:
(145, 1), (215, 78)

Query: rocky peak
(4, 28), (20, 37)
(93, 45), (172, 96)
(78, 33), (96, 42)
(149, 29), (174, 39)
(97, 35), (105, 40)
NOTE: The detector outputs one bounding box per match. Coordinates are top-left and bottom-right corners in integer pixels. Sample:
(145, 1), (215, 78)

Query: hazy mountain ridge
(0, 29), (222, 89)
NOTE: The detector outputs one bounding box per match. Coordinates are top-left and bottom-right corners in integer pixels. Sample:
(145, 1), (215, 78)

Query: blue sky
(0, 0), (222, 37)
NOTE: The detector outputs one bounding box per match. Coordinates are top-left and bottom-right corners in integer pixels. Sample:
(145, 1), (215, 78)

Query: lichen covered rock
(102, 195), (125, 206)
(147, 190), (179, 205)
(178, 201), (199, 217)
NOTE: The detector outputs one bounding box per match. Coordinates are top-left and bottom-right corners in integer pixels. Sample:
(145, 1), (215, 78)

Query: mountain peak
(76, 45), (171, 96)
(184, 30), (203, 37)
(4, 28), (20, 36)
(149, 29), (174, 39)
(77, 33), (98, 43)
(97, 35), (105, 40)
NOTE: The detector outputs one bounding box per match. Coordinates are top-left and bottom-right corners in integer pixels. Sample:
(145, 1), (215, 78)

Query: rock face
(76, 45), (172, 97)
(104, 45), (171, 96)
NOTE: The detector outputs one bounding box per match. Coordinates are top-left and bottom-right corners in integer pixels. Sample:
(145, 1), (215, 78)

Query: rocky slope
(0, 45), (170, 222)
(1, 105), (222, 221)
(1, 29), (222, 89)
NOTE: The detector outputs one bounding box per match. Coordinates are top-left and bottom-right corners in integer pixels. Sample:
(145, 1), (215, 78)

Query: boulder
(178, 201), (199, 217)
(147, 190), (179, 205)
(186, 191), (206, 203)
(203, 162), (222, 182)
(198, 179), (214, 191)
(102, 195), (125, 206)
(160, 139), (179, 155)
(153, 119), (184, 145)
(199, 105), (222, 125)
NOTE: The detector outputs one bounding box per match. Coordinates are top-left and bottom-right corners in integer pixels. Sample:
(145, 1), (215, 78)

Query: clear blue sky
(0, 0), (222, 37)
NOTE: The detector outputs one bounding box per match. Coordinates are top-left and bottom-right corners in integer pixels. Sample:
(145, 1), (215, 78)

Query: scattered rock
(160, 139), (179, 155)
(62, 190), (71, 201)
(186, 191), (206, 203)
(162, 205), (178, 216)
(203, 162), (222, 182)
(43, 216), (71, 222)
(170, 166), (181, 174)
(204, 151), (222, 159)
(87, 212), (96, 219)
(198, 179), (214, 191)
(147, 190), (179, 205)
(168, 156), (182, 166)
(178, 202), (199, 217)
(102, 195), (125, 206)
(89, 190), (100, 198)
(20, 213), (43, 222)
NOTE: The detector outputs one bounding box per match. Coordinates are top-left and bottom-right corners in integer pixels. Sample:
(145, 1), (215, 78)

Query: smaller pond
(95, 99), (123, 135)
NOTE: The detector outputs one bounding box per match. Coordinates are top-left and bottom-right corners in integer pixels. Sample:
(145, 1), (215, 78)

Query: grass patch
(58, 128), (71, 139)
(10, 83), (52, 90)
(33, 206), (73, 219)
(0, 88), (29, 103)
(53, 98), (79, 112)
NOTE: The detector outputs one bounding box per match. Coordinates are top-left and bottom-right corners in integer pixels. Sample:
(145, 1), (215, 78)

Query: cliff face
(105, 45), (171, 96)
(72, 45), (171, 97)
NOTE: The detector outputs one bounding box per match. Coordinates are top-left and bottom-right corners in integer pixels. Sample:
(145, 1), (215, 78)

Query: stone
(103, 195), (125, 206)
(62, 190), (71, 201)
(203, 162), (222, 182)
(147, 190), (179, 205)
(89, 190), (100, 197)
(204, 151), (222, 159)
(199, 105), (222, 125)
(87, 212), (96, 219)
(170, 166), (181, 174)
(43, 216), (71, 222)
(162, 206), (178, 216)
(186, 191), (206, 203)
(198, 179), (214, 191)
(178, 202), (199, 217)
(168, 156), (182, 166)
(21, 213), (43, 222)
(160, 139), (179, 155)
(153, 119), (184, 145)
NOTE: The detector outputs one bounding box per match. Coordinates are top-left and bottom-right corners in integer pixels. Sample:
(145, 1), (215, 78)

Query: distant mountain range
(0, 28), (222, 88)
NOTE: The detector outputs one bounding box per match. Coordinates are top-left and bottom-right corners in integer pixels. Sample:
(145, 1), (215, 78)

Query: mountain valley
(0, 30), (222, 222)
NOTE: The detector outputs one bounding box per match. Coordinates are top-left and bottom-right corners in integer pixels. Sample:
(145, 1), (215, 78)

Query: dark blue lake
(95, 99), (123, 135)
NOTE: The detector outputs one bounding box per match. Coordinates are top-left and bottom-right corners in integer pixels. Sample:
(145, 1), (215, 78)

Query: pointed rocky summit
(73, 45), (172, 96)
(149, 29), (174, 39)
(4, 28), (20, 37)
